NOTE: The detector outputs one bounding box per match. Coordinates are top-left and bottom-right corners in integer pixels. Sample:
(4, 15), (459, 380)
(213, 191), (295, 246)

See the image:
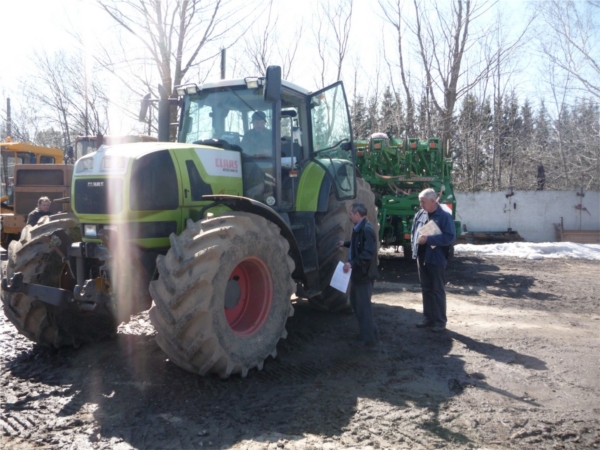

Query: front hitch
(2, 273), (73, 308)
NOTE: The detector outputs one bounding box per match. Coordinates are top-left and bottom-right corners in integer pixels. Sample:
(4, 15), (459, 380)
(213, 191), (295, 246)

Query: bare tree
(409, 0), (530, 149)
(0, 95), (44, 144)
(98, 0), (258, 93)
(379, 0), (415, 136)
(95, 0), (260, 137)
(536, 0), (600, 101)
(24, 50), (109, 148)
(312, 0), (354, 88)
(243, 0), (304, 79)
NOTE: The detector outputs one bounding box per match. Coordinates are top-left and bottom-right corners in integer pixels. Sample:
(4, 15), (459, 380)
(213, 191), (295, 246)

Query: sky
(0, 0), (536, 135)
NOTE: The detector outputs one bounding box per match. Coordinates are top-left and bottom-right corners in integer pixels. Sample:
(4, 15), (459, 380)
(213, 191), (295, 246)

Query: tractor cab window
(179, 87), (278, 204)
(75, 139), (98, 160)
(40, 155), (56, 164)
(309, 82), (356, 200)
(17, 152), (36, 164)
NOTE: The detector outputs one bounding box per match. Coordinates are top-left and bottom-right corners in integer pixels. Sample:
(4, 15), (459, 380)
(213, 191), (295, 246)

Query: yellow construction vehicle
(2, 135), (156, 249)
(1, 138), (66, 248)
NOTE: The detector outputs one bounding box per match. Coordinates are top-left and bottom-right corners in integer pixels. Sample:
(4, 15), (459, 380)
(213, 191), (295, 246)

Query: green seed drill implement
(355, 134), (461, 257)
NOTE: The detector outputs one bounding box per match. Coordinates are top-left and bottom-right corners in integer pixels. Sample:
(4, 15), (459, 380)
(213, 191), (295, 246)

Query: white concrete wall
(454, 190), (600, 242)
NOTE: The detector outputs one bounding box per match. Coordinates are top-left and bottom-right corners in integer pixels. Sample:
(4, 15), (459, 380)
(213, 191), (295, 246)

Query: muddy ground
(1, 252), (600, 449)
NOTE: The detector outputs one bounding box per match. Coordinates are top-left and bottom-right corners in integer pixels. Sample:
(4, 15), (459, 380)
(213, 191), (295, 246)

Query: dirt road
(1, 253), (599, 449)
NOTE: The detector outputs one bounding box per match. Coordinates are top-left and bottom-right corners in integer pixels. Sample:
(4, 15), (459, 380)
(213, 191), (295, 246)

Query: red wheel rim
(225, 257), (273, 337)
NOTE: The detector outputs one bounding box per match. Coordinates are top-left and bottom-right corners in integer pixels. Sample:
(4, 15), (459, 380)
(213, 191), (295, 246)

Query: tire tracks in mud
(2, 256), (600, 449)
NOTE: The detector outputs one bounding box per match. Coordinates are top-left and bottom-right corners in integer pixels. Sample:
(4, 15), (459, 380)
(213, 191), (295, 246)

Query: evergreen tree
(350, 95), (368, 140)
(379, 86), (404, 138)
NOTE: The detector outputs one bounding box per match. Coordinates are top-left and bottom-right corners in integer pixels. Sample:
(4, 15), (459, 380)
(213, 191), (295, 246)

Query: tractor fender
(200, 195), (303, 277)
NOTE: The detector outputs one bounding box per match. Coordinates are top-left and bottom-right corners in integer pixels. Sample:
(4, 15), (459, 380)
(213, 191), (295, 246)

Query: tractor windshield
(179, 87), (275, 159)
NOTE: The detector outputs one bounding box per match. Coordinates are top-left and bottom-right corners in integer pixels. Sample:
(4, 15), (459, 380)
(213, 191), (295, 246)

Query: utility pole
(6, 98), (11, 137)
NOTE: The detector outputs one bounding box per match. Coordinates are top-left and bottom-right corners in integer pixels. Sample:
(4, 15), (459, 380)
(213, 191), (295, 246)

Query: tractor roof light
(244, 77), (260, 89)
(175, 84), (199, 97)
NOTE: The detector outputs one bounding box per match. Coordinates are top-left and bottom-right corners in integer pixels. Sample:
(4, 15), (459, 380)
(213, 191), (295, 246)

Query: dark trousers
(349, 280), (378, 344)
(417, 256), (447, 326)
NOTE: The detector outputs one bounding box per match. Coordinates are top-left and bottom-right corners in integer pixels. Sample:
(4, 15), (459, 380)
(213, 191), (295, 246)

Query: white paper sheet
(419, 220), (442, 248)
(330, 261), (351, 293)
(419, 220), (441, 237)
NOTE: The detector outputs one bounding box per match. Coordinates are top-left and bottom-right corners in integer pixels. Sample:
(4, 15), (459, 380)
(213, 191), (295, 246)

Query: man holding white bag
(411, 188), (456, 332)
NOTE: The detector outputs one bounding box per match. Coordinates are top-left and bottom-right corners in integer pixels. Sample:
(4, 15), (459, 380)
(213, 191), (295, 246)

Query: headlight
(76, 157), (94, 173)
(84, 224), (97, 237)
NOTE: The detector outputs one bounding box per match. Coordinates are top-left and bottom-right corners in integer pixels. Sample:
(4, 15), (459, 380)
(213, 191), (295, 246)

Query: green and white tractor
(1, 67), (376, 377)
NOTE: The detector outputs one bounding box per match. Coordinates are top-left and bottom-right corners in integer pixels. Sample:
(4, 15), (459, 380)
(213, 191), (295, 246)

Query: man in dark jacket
(27, 196), (52, 226)
(337, 202), (380, 347)
(411, 188), (456, 332)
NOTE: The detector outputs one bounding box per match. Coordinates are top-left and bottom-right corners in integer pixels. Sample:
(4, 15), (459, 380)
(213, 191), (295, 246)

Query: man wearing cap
(242, 111), (272, 157)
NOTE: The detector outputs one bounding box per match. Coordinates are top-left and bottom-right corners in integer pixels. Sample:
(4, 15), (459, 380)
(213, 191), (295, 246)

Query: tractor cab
(175, 74), (356, 211)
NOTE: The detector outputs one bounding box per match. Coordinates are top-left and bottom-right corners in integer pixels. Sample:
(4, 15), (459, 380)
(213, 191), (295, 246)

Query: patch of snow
(455, 242), (600, 260)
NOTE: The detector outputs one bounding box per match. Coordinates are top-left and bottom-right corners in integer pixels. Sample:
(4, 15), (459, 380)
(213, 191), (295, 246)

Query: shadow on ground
(3, 294), (547, 449)
(379, 254), (559, 303)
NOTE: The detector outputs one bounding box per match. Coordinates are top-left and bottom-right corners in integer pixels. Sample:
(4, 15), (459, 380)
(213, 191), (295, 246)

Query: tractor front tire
(149, 212), (295, 378)
(2, 216), (116, 347)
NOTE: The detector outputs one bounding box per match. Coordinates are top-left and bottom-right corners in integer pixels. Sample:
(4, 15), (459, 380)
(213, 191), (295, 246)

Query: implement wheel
(149, 212), (295, 378)
(1, 217), (116, 347)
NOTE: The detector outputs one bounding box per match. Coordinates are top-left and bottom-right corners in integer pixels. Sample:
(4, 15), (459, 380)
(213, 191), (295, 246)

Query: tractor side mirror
(264, 66), (281, 104)
(139, 93), (151, 122)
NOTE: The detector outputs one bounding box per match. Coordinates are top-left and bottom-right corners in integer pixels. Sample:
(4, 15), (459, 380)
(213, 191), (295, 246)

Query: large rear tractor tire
(308, 177), (378, 312)
(308, 192), (353, 312)
(354, 177), (379, 248)
(2, 216), (117, 347)
(149, 212), (295, 378)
